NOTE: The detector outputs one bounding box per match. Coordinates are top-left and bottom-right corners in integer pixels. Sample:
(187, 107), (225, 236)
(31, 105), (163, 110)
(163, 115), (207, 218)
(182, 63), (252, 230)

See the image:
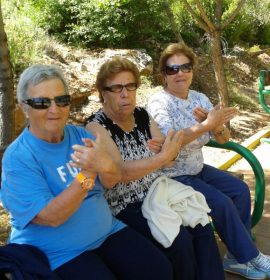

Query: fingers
(222, 107), (239, 122)
(82, 138), (94, 148)
(193, 107), (208, 115)
(214, 103), (221, 110)
(193, 107), (208, 122)
(147, 139), (163, 153)
(162, 130), (183, 163)
(71, 137), (96, 168)
(165, 129), (184, 144)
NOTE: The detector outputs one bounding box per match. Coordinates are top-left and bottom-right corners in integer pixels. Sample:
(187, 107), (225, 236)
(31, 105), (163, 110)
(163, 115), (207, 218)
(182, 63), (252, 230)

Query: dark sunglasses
(22, 94), (71, 109)
(103, 82), (137, 93)
(165, 63), (193, 75)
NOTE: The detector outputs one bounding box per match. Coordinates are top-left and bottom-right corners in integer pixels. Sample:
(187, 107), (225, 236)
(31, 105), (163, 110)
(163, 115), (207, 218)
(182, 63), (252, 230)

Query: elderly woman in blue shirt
(0, 64), (173, 280)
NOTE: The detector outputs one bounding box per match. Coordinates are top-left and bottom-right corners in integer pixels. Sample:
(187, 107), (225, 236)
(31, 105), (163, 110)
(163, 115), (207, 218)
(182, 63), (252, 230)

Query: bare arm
(86, 121), (183, 184)
(32, 178), (89, 227)
(32, 133), (121, 227)
(182, 106), (238, 145)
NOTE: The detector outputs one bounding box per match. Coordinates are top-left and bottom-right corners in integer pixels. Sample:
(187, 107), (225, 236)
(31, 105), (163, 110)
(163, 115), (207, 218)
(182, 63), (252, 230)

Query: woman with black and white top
(85, 56), (224, 280)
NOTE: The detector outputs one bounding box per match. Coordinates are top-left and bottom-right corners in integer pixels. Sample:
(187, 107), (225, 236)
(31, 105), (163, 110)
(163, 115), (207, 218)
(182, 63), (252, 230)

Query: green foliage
(25, 0), (175, 57)
(2, 0), (48, 73)
(171, 0), (270, 49)
(258, 25), (270, 45)
(222, 0), (270, 47)
(2, 0), (270, 71)
(248, 45), (262, 53)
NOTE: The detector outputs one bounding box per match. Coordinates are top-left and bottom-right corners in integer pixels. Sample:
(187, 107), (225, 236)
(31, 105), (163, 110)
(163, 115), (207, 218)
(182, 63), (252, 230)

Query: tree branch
(214, 0), (223, 27)
(181, 0), (210, 33)
(221, 0), (247, 29)
(194, 0), (216, 31)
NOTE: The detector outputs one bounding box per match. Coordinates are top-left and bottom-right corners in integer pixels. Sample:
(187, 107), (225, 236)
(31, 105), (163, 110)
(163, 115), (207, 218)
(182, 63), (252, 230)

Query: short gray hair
(17, 64), (69, 103)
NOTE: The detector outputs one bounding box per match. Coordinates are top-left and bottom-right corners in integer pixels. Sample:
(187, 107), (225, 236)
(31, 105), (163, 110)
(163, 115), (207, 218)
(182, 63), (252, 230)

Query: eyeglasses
(165, 63), (193, 75)
(22, 94), (71, 109)
(103, 82), (137, 93)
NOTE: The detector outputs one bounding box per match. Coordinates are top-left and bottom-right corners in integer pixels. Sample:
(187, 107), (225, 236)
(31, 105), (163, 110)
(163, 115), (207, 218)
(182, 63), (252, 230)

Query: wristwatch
(76, 172), (95, 191)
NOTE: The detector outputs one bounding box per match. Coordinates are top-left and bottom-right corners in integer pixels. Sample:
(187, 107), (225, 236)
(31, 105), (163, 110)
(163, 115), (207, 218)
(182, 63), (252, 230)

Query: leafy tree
(26, 0), (175, 57)
(0, 1), (15, 165)
(180, 0), (247, 107)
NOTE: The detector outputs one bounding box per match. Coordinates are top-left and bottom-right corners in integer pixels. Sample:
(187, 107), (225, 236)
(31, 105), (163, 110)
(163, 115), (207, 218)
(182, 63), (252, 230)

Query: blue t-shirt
(0, 125), (125, 270)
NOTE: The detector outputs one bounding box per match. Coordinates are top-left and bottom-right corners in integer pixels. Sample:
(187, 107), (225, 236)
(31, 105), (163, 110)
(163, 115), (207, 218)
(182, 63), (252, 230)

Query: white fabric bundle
(142, 176), (211, 248)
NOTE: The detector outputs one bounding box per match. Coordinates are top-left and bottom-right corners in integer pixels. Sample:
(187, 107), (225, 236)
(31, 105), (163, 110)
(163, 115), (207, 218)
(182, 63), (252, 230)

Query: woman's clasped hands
(147, 129), (184, 167)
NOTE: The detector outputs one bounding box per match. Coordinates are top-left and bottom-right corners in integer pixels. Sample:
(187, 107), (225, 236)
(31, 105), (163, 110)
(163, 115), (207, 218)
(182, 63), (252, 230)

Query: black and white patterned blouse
(85, 107), (162, 215)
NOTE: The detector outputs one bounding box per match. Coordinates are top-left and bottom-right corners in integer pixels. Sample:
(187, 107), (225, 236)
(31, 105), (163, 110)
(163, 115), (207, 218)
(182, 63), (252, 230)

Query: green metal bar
(259, 70), (270, 114)
(206, 140), (265, 228)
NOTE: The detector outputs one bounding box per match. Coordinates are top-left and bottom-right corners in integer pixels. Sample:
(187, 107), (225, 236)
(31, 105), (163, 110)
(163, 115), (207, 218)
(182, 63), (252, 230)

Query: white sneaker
(251, 252), (270, 278)
(223, 254), (266, 279)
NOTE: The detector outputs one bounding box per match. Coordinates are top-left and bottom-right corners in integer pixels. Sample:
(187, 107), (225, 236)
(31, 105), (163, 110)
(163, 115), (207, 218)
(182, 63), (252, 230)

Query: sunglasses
(165, 63), (193, 75)
(22, 94), (71, 109)
(103, 82), (137, 93)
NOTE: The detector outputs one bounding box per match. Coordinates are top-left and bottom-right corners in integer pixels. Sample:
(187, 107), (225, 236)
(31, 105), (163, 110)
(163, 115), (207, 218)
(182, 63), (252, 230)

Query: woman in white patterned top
(85, 56), (225, 280)
(147, 43), (270, 279)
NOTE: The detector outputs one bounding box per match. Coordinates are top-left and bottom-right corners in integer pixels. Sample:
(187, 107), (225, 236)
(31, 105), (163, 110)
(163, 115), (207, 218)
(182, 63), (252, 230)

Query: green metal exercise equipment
(258, 70), (270, 143)
(206, 139), (265, 228)
(259, 69), (270, 114)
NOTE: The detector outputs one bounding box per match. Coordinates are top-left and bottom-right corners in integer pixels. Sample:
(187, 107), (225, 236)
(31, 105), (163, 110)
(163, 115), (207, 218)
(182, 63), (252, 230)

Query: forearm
(182, 121), (212, 146)
(120, 153), (168, 183)
(32, 179), (87, 227)
(99, 160), (122, 188)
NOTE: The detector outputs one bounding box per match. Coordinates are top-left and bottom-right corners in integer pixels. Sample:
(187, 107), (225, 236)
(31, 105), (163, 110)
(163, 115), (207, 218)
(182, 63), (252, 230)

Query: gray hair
(17, 64), (69, 103)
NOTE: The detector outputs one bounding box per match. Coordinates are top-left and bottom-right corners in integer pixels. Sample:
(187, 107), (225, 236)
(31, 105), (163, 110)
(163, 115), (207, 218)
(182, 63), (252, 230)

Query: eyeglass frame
(165, 62), (193, 75)
(22, 94), (71, 110)
(102, 82), (138, 93)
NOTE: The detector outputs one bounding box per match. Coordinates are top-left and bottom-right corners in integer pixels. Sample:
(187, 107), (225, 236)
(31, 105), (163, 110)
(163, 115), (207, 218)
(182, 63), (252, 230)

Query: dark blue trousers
(54, 227), (173, 280)
(117, 201), (224, 280)
(173, 164), (259, 263)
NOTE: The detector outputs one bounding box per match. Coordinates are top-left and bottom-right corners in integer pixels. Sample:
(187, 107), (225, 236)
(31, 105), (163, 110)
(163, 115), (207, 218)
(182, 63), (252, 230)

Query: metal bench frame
(259, 69), (270, 114)
(206, 140), (265, 228)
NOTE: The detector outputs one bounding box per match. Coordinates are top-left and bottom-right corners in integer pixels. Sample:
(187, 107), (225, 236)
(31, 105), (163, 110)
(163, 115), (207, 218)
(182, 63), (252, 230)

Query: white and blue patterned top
(147, 89), (213, 176)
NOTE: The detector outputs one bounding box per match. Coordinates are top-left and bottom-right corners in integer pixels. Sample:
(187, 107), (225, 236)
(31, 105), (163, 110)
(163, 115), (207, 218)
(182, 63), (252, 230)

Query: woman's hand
(193, 107), (209, 123)
(71, 133), (115, 174)
(147, 137), (165, 153)
(71, 132), (121, 187)
(205, 106), (238, 129)
(159, 129), (184, 166)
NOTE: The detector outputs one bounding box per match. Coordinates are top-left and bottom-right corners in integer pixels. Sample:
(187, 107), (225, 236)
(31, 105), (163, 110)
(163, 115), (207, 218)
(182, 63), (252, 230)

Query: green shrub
(24, 0), (175, 57)
(2, 0), (48, 73)
(258, 25), (270, 45)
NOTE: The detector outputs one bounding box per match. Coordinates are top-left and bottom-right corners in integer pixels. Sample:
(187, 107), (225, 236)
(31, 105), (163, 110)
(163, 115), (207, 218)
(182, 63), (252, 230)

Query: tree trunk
(0, 3), (15, 167)
(209, 30), (229, 107)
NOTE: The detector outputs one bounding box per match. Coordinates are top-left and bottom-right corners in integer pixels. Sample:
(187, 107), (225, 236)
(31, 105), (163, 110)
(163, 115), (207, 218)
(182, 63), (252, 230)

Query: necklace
(112, 114), (137, 133)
